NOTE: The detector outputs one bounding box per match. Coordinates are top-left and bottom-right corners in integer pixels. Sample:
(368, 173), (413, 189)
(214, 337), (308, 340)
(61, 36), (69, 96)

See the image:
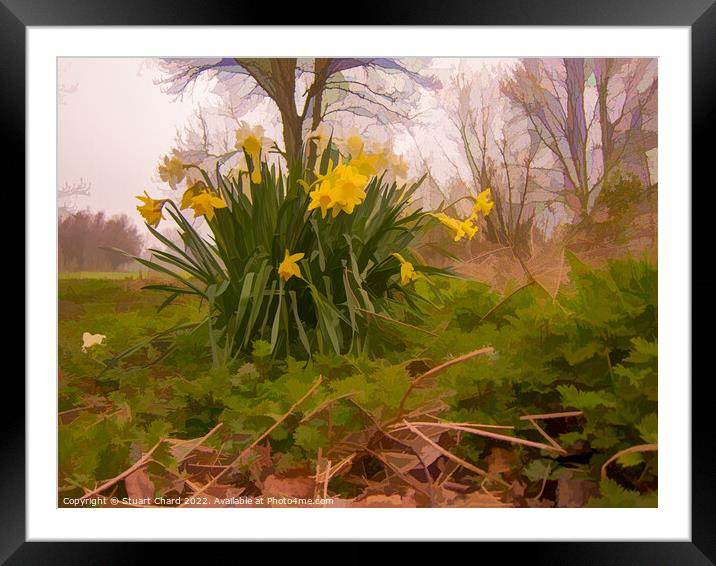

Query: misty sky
(58, 59), (200, 221)
(57, 58), (512, 226)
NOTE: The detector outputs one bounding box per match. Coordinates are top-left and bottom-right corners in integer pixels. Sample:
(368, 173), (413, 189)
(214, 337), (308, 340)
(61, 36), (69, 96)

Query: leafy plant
(59, 253), (657, 506)
(127, 135), (470, 364)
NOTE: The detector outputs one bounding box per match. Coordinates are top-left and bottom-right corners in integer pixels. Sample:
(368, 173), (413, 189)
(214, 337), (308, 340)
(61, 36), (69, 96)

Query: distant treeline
(59, 210), (143, 271)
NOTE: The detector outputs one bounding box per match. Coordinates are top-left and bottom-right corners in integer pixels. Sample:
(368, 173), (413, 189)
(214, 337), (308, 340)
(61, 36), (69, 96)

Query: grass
(59, 271), (146, 280)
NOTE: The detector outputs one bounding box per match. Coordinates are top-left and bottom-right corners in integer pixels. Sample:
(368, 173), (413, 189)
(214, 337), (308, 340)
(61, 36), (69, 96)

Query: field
(59, 253), (658, 509)
(59, 271), (146, 280)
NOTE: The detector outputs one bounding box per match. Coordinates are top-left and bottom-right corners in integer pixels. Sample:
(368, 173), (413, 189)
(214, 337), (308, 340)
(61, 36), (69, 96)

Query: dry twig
(181, 375), (323, 505)
(601, 443), (658, 480)
(79, 422), (223, 501)
(395, 347), (494, 419)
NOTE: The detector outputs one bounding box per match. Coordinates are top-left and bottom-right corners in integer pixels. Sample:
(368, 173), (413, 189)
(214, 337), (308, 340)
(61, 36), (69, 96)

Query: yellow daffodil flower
(330, 164), (368, 217)
(348, 151), (378, 177)
(82, 332), (106, 353)
(392, 253), (419, 286)
(307, 179), (336, 219)
(136, 192), (168, 227)
(189, 192), (228, 221)
(371, 142), (409, 180)
(278, 250), (305, 282)
(180, 180), (208, 210)
(431, 212), (467, 241)
(235, 122), (272, 184)
(472, 188), (494, 217)
(158, 155), (185, 189)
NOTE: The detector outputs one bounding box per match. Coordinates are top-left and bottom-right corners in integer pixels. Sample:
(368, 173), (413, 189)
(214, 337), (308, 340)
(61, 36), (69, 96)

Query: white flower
(82, 332), (106, 353)
(234, 122), (273, 183)
(307, 124), (332, 156)
(234, 122), (272, 155)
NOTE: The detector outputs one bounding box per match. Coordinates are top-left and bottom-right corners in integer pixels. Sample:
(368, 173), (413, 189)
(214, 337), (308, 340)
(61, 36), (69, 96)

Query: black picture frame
(8, 0), (711, 562)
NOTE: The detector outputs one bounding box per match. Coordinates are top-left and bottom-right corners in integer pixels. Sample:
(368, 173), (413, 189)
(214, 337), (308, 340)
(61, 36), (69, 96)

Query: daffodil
(329, 164), (368, 217)
(390, 155), (409, 179)
(471, 188), (494, 217)
(431, 212), (467, 241)
(348, 151), (378, 177)
(392, 253), (419, 286)
(136, 192), (167, 227)
(235, 122), (272, 184)
(82, 332), (106, 353)
(158, 155), (185, 189)
(180, 180), (208, 210)
(338, 128), (365, 158)
(307, 179), (336, 219)
(278, 250), (305, 282)
(189, 192), (228, 221)
(307, 125), (331, 156)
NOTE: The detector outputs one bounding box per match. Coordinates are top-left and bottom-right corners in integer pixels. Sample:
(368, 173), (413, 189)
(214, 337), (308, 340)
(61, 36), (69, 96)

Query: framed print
(8, 0), (711, 561)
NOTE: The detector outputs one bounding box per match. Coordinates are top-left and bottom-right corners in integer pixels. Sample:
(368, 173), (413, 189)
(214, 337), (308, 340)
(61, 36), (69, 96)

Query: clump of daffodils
(338, 131), (409, 182)
(431, 188), (494, 242)
(306, 160), (370, 219)
(133, 122), (450, 358)
(136, 157), (229, 227)
(304, 133), (410, 220)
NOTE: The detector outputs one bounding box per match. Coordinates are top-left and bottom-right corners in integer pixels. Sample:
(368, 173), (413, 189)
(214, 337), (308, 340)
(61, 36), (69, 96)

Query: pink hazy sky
(58, 58), (202, 223)
(57, 57), (513, 227)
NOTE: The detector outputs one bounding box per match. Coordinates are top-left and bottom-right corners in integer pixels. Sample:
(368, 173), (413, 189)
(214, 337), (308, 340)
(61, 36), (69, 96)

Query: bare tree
(58, 178), (92, 218)
(156, 58), (441, 171)
(501, 58), (657, 220)
(593, 58), (658, 187)
(446, 72), (548, 257)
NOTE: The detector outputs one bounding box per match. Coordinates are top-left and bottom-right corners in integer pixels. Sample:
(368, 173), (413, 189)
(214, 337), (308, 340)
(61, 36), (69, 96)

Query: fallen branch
(399, 421), (564, 454)
(519, 410), (583, 421)
(390, 420), (514, 431)
(79, 422), (223, 501)
(402, 421), (509, 488)
(301, 392), (354, 423)
(366, 446), (434, 500)
(526, 418), (567, 455)
(395, 347), (494, 419)
(182, 375), (323, 505)
(322, 460), (331, 499)
(601, 443), (658, 480)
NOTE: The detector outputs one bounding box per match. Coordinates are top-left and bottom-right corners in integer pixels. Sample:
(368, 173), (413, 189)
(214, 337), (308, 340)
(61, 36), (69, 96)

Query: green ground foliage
(58, 255), (657, 507)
